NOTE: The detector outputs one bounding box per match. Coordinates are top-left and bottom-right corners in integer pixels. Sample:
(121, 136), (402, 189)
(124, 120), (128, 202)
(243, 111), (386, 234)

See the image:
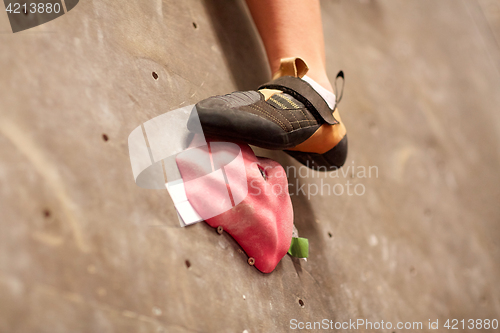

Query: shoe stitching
(284, 103), (310, 123)
(244, 104), (270, 124)
(269, 97), (301, 130)
(271, 95), (294, 110)
(249, 104), (288, 131)
(258, 99), (293, 129)
(280, 94), (301, 109)
(276, 108), (317, 126)
(294, 108), (319, 126)
(266, 98), (283, 110)
(254, 103), (291, 131)
(287, 108), (317, 125)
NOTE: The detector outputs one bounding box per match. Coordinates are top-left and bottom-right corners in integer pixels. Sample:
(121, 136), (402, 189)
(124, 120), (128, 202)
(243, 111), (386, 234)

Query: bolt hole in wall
(185, 260), (191, 268)
(298, 299), (304, 307)
(152, 72), (158, 80)
(102, 134), (109, 142)
(192, 22), (197, 29)
(43, 209), (51, 218)
(328, 232), (332, 238)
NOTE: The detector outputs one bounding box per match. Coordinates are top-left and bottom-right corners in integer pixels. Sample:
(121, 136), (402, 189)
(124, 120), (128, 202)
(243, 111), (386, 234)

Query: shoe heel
(285, 135), (348, 171)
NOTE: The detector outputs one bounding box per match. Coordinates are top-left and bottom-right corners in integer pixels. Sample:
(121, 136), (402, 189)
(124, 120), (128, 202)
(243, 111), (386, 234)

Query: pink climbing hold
(176, 139), (293, 273)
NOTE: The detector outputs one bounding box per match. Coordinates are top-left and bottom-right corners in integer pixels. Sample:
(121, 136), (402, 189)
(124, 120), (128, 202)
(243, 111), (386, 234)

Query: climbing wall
(1, 0), (500, 332)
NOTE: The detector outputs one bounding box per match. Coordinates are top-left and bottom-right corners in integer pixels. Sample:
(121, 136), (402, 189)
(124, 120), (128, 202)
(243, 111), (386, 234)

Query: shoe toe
(196, 96), (230, 112)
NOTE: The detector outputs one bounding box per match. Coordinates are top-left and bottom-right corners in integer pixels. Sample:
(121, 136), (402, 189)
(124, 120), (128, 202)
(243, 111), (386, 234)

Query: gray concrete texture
(1, 0), (500, 332)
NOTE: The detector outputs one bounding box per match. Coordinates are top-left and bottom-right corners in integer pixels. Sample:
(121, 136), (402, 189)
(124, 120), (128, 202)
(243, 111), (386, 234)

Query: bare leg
(245, 0), (333, 93)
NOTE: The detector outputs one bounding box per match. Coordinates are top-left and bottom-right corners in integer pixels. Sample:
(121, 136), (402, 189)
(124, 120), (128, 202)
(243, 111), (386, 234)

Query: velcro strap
(259, 76), (338, 125)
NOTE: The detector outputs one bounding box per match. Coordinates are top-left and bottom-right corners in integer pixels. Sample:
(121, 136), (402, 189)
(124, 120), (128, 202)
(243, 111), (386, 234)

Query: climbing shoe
(188, 57), (347, 171)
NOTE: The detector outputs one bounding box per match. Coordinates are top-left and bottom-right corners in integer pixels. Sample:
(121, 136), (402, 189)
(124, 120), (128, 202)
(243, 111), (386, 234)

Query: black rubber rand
(285, 135), (348, 171)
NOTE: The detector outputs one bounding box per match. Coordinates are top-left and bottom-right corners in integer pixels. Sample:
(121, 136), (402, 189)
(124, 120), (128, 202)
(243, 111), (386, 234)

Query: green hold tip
(288, 237), (309, 258)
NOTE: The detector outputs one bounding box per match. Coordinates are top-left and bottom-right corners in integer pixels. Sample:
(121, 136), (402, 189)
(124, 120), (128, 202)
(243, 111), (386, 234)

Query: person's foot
(188, 58), (347, 171)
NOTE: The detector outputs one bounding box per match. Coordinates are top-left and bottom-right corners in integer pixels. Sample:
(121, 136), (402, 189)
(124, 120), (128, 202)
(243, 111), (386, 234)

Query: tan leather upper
(272, 57), (309, 80)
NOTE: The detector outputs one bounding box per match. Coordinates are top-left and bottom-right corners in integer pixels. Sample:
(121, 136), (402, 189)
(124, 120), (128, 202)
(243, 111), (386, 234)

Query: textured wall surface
(1, 0), (499, 332)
